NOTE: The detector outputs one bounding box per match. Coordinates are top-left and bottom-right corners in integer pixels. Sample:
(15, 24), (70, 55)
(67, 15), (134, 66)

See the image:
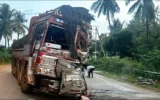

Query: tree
(13, 11), (28, 39)
(126, 0), (155, 42)
(0, 3), (16, 48)
(110, 18), (124, 34)
(91, 0), (120, 34)
(103, 29), (133, 57)
(155, 6), (160, 23)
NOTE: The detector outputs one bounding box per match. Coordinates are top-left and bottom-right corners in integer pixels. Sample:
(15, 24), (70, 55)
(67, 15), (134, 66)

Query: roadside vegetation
(0, 47), (11, 64)
(90, 0), (160, 91)
(0, 3), (27, 64)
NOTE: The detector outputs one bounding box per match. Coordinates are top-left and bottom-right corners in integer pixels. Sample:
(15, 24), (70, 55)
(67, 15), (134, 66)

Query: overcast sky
(0, 0), (160, 45)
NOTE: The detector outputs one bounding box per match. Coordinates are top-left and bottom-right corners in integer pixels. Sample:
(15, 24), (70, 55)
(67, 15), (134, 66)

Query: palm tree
(0, 3), (16, 48)
(126, 0), (155, 42)
(110, 18), (124, 33)
(91, 0), (120, 33)
(125, 0), (134, 5)
(13, 11), (28, 39)
(155, 6), (160, 23)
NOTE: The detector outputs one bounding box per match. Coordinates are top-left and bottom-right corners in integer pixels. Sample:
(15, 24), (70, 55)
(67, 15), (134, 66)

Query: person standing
(87, 65), (95, 78)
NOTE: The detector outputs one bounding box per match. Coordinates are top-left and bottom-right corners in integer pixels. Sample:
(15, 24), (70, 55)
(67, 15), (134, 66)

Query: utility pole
(95, 26), (105, 57)
(92, 26), (105, 58)
(94, 27), (97, 60)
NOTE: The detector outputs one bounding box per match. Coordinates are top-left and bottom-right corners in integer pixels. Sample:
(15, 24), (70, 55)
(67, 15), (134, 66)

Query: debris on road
(136, 77), (157, 86)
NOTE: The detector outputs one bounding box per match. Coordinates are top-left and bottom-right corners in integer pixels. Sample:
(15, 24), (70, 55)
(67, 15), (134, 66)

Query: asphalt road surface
(0, 65), (160, 100)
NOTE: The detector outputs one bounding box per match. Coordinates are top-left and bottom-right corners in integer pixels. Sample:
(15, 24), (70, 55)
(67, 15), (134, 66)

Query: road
(0, 65), (160, 100)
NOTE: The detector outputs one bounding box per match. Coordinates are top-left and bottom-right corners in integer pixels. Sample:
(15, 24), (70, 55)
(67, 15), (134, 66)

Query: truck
(11, 5), (93, 99)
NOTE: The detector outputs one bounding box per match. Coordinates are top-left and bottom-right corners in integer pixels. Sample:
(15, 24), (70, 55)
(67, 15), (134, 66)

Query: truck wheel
(11, 59), (16, 76)
(15, 60), (19, 78)
(11, 64), (14, 76)
(17, 69), (21, 85)
(20, 73), (33, 94)
(16, 62), (21, 85)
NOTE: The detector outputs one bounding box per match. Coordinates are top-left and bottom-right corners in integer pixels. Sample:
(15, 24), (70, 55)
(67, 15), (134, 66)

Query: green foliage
(104, 29), (133, 57)
(0, 48), (11, 64)
(91, 0), (120, 32)
(90, 56), (144, 75)
(110, 18), (124, 34)
(0, 3), (27, 48)
(127, 0), (155, 42)
(13, 11), (28, 40)
(127, 0), (155, 21)
(139, 48), (160, 71)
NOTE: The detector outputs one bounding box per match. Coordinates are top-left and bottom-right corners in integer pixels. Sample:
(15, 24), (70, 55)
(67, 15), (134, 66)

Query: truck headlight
(66, 64), (72, 68)
(36, 67), (41, 73)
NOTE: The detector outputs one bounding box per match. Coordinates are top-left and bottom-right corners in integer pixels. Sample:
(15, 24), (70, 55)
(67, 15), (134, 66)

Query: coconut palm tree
(0, 3), (16, 48)
(91, 0), (120, 33)
(13, 11), (28, 39)
(126, 0), (155, 42)
(110, 18), (124, 33)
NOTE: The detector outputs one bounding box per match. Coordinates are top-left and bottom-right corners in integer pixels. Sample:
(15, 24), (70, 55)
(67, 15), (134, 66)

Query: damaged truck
(11, 5), (94, 99)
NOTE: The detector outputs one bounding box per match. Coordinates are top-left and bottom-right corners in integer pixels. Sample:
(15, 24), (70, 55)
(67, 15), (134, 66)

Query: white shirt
(87, 65), (95, 72)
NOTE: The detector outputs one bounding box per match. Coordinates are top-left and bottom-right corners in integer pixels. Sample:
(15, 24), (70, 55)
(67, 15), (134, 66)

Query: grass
(95, 70), (160, 92)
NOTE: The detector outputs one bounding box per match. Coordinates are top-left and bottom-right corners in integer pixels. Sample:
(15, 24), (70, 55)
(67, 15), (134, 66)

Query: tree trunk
(7, 37), (10, 48)
(107, 11), (112, 34)
(107, 12), (116, 55)
(96, 27), (105, 57)
(146, 17), (149, 43)
(5, 36), (7, 48)
(17, 33), (19, 40)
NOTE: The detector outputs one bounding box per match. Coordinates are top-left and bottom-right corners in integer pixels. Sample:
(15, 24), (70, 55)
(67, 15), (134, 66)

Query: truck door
(29, 22), (46, 67)
(31, 23), (45, 54)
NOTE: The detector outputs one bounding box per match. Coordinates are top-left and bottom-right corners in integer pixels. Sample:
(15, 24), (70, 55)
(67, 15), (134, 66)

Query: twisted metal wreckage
(11, 5), (94, 99)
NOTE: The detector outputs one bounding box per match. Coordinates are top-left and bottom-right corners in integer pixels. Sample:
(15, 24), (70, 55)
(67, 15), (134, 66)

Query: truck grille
(41, 55), (57, 66)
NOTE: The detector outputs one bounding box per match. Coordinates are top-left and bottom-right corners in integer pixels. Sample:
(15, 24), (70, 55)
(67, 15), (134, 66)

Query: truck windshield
(45, 24), (69, 50)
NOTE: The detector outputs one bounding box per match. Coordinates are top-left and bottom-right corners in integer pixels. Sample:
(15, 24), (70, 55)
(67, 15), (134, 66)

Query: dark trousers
(88, 68), (95, 78)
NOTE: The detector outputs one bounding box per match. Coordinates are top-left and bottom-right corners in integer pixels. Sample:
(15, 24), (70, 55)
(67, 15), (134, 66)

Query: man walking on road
(87, 65), (95, 78)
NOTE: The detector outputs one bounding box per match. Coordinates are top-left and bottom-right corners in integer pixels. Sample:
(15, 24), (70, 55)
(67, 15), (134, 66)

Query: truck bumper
(33, 74), (87, 97)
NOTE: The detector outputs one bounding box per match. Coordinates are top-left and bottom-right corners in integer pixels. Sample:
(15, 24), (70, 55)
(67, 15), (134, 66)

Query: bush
(0, 48), (11, 64)
(139, 49), (160, 71)
(90, 56), (144, 75)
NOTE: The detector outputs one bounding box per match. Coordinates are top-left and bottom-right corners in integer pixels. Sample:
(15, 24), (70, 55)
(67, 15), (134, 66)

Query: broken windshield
(45, 24), (69, 50)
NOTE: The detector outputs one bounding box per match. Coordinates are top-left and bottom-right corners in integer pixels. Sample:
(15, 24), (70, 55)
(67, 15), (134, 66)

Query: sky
(0, 0), (160, 45)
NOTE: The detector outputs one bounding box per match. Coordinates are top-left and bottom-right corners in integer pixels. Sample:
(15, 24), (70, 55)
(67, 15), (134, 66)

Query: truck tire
(15, 60), (19, 78)
(11, 59), (16, 76)
(17, 68), (21, 85)
(11, 63), (14, 76)
(16, 61), (21, 85)
(20, 72), (33, 94)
